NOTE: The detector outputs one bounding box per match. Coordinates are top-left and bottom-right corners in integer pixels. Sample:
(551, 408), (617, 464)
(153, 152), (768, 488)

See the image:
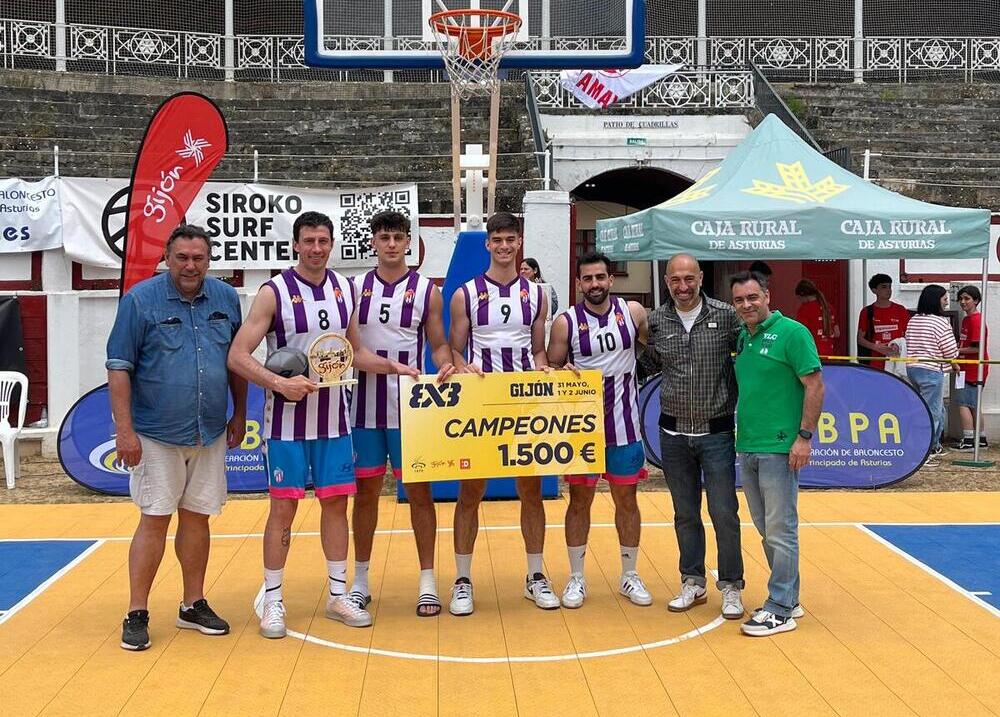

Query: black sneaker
(980, 437), (989, 449)
(177, 599), (230, 635)
(121, 609), (151, 651)
(956, 438), (975, 452)
(741, 610), (796, 636)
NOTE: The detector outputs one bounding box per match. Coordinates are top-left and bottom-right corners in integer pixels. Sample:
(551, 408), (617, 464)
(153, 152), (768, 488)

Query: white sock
(620, 546), (638, 574)
(263, 567), (284, 604)
(455, 553), (473, 581)
(419, 568), (437, 597)
(327, 559), (347, 597)
(351, 560), (370, 595)
(964, 429), (975, 439)
(567, 544), (587, 577)
(527, 552), (544, 577)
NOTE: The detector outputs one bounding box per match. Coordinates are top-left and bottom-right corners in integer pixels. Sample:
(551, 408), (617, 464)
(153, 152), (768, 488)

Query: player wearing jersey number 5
(227, 211), (418, 639)
(447, 211), (555, 615)
(348, 210), (456, 618)
(546, 252), (652, 610)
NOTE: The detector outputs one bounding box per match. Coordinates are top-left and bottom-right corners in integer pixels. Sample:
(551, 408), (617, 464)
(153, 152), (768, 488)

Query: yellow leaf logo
(662, 168), (720, 207)
(742, 161), (849, 204)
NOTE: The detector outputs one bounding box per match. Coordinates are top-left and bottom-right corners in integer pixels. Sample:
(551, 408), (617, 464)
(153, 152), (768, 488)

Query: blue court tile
(864, 525), (1000, 610)
(0, 540), (98, 611)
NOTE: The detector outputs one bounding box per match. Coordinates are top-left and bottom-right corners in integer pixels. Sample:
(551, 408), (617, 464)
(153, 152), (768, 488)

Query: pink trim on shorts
(391, 467), (402, 479)
(315, 483), (357, 498)
(269, 486), (305, 499)
(354, 465), (386, 480)
(565, 467), (648, 487)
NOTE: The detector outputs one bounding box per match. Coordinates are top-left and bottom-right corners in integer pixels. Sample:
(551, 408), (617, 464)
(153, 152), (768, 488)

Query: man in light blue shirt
(106, 223), (246, 651)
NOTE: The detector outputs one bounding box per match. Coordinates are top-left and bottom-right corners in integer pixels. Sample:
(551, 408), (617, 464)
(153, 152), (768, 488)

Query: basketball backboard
(304, 0), (645, 70)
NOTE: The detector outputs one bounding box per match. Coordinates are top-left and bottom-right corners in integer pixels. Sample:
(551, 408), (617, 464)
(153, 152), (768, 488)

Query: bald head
(665, 253), (703, 311)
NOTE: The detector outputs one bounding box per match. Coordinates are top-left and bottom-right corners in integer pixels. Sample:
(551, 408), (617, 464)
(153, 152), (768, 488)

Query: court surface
(1, 491), (998, 717)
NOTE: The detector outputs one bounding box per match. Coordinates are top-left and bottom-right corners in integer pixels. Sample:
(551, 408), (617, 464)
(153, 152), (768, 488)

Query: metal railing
(2, 19), (999, 83)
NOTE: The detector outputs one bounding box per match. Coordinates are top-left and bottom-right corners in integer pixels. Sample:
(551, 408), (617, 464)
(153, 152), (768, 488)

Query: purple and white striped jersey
(462, 274), (543, 373)
(264, 268), (357, 441)
(562, 297), (640, 447)
(350, 269), (435, 429)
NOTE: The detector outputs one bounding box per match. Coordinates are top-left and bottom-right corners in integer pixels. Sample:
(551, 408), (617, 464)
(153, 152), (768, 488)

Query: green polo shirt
(735, 311), (821, 453)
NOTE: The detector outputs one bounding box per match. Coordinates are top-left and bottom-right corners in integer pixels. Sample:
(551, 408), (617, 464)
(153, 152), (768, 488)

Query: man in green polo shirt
(731, 270), (824, 637)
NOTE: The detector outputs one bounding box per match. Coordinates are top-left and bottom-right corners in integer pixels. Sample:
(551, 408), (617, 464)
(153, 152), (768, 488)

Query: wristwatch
(798, 429), (813, 440)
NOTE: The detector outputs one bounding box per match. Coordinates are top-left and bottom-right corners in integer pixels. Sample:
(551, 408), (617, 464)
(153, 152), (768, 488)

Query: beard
(584, 288), (609, 306)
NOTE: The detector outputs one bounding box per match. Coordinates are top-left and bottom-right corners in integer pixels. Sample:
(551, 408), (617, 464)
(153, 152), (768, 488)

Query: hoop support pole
(487, 82), (500, 217)
(451, 91), (463, 233)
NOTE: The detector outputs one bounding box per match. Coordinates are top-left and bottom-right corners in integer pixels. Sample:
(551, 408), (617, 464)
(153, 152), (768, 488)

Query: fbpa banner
(123, 92), (228, 293)
(60, 177), (419, 270)
(639, 364), (933, 488)
(560, 64), (683, 109)
(58, 383), (268, 495)
(0, 177), (63, 253)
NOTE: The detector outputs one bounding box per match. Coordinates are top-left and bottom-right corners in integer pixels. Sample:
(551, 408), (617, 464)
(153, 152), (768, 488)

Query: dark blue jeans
(659, 430), (744, 589)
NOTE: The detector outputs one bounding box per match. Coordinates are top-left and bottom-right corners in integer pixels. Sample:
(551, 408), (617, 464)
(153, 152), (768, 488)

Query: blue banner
(639, 364), (932, 488)
(57, 383), (268, 495)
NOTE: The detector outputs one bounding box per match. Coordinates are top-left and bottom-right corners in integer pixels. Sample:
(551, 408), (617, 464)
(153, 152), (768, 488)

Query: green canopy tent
(595, 113), (993, 462)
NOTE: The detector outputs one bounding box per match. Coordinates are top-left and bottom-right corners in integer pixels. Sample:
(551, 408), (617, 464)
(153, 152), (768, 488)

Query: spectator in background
(956, 285), (989, 451)
(857, 273), (910, 370)
(904, 284), (958, 464)
(520, 257), (559, 314)
(794, 279), (840, 359)
(748, 261), (772, 280)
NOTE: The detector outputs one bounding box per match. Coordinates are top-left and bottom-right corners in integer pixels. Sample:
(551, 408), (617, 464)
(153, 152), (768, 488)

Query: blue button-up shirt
(106, 273), (242, 446)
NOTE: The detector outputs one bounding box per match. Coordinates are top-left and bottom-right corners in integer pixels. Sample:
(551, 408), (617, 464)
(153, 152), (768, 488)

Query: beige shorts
(129, 434), (228, 516)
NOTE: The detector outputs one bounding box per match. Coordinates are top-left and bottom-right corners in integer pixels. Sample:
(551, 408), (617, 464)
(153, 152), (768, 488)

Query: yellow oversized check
(399, 370), (606, 483)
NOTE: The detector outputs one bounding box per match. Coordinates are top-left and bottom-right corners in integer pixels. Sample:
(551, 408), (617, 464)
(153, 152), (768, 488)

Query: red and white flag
(121, 92), (227, 294)
(560, 64), (683, 110)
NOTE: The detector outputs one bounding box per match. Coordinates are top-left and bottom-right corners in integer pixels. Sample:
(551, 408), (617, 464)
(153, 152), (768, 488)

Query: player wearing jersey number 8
(227, 211), (418, 638)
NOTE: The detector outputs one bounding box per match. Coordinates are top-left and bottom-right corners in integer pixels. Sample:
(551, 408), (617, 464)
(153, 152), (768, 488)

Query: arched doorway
(571, 166), (693, 306)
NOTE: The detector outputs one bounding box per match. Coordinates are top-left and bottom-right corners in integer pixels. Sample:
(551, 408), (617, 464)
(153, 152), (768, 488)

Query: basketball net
(428, 8), (522, 100)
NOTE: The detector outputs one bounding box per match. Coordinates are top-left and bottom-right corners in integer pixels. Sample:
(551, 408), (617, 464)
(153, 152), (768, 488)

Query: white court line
(0, 539), (106, 626)
(4, 521), (998, 544)
(289, 616), (727, 663)
(855, 525), (1000, 619)
(971, 591), (993, 596)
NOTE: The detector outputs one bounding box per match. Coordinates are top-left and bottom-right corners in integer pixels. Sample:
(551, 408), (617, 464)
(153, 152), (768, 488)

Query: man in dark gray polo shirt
(641, 254), (744, 619)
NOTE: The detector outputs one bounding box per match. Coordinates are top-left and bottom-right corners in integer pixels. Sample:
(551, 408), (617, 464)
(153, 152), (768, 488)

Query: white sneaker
(561, 574), (587, 609)
(667, 579), (707, 612)
(325, 594), (373, 627)
(619, 571), (653, 606)
(449, 578), (474, 616)
(524, 573), (561, 610)
(259, 600), (287, 639)
(720, 585), (745, 619)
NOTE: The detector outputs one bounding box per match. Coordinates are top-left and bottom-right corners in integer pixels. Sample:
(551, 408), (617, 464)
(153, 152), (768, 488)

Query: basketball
(263, 347), (309, 379)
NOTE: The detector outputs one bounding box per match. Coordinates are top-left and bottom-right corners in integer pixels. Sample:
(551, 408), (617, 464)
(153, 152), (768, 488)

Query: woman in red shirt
(794, 279), (840, 360)
(956, 285), (989, 451)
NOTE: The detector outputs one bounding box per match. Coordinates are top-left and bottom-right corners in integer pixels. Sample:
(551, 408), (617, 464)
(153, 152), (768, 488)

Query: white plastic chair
(0, 371), (28, 489)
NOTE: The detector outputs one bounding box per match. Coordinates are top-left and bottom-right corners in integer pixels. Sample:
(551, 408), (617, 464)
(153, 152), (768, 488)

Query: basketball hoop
(428, 9), (522, 99)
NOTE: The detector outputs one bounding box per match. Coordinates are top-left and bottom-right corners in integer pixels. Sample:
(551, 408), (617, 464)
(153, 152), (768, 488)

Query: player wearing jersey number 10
(547, 251), (652, 609)
(348, 210), (456, 618)
(447, 212), (556, 615)
(227, 211), (419, 639)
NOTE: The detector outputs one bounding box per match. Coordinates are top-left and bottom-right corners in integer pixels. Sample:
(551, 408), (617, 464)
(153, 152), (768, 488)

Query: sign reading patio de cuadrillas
(594, 114), (990, 263)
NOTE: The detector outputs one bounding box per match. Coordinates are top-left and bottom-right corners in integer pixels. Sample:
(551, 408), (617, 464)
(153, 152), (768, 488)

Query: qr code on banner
(338, 189), (414, 264)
